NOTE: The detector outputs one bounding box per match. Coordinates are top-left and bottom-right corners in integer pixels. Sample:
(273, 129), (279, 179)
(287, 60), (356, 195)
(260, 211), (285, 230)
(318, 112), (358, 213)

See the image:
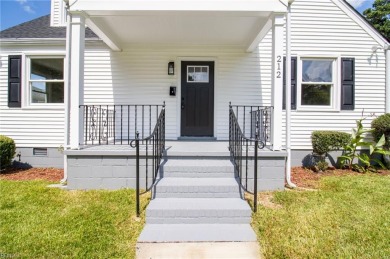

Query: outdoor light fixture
(168, 62), (174, 75)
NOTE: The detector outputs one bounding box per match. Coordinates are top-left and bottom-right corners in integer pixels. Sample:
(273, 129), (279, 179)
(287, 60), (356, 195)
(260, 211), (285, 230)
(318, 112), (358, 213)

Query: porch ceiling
(69, 0), (287, 51)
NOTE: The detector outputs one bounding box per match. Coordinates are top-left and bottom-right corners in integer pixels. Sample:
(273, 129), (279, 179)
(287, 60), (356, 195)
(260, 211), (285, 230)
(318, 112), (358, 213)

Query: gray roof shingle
(0, 15), (98, 39)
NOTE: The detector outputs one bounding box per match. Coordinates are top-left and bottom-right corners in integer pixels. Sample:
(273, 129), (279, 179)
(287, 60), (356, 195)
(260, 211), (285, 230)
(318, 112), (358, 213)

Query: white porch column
(69, 12), (85, 149)
(271, 14), (285, 151)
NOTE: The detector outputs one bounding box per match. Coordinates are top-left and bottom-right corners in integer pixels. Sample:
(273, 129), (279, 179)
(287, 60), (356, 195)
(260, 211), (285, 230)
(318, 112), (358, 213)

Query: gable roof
(0, 15), (98, 39)
(339, 0), (389, 44)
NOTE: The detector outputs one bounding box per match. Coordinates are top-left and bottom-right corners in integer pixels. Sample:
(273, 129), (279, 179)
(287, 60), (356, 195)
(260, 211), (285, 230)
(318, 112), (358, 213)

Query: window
(299, 58), (336, 109)
(187, 66), (209, 83)
(28, 57), (64, 104)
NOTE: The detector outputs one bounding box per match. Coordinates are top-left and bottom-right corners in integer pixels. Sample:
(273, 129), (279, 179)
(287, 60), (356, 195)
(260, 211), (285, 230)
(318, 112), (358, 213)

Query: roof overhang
(68, 0), (288, 52)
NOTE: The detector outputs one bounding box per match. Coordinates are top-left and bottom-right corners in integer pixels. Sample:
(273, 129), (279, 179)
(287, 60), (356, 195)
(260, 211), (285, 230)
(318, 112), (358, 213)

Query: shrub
(371, 113), (390, 150)
(311, 131), (351, 155)
(0, 135), (16, 169)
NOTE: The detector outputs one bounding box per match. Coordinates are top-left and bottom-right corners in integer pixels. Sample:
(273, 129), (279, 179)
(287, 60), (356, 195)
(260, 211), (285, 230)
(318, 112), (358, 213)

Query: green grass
(0, 180), (149, 259)
(253, 174), (390, 258)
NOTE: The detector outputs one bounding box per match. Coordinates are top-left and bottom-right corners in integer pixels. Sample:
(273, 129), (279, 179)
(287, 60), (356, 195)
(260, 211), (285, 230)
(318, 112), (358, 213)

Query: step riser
(154, 186), (241, 198)
(147, 217), (251, 224)
(164, 167), (234, 174)
(147, 210), (251, 219)
(154, 192), (241, 198)
(163, 172), (235, 178)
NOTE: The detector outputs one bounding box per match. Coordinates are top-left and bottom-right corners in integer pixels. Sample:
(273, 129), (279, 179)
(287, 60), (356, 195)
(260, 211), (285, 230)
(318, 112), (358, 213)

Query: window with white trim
(28, 57), (64, 104)
(298, 58), (337, 110)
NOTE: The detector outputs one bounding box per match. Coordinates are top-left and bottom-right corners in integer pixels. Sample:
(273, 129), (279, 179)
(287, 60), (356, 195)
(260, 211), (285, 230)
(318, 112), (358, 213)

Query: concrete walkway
(136, 242), (261, 259)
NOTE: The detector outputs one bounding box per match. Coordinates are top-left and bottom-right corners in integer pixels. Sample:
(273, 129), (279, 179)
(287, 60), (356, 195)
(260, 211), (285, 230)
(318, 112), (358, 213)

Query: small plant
(312, 131), (351, 155)
(338, 118), (390, 173)
(314, 160), (329, 172)
(0, 135), (16, 170)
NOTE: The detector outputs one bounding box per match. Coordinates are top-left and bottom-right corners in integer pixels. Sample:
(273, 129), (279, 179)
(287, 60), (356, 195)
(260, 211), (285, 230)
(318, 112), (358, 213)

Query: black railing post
(254, 134), (258, 213)
(135, 131), (140, 217)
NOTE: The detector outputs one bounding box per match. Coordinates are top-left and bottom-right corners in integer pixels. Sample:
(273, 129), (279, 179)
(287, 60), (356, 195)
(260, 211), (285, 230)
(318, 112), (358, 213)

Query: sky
(0, 0), (51, 31)
(0, 0), (376, 32)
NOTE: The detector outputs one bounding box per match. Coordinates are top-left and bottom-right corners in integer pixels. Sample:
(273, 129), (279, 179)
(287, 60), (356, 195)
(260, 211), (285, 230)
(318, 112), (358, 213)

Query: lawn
(1, 169), (389, 258)
(0, 180), (149, 259)
(253, 173), (390, 258)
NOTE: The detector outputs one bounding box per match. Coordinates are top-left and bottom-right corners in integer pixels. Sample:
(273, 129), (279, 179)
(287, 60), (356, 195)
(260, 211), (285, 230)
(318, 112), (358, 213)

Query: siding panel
(287, 0), (386, 149)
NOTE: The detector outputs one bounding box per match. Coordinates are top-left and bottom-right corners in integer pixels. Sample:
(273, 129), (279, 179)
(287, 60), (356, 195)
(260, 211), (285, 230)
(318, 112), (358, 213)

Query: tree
(363, 0), (390, 40)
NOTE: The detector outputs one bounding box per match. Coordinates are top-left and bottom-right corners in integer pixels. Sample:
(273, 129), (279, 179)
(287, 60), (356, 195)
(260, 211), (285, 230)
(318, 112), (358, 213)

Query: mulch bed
(291, 166), (390, 189)
(0, 167), (63, 182)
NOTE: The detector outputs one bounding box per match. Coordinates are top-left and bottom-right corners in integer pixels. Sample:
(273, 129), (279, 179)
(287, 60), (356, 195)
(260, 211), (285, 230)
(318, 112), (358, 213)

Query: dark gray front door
(181, 61), (214, 137)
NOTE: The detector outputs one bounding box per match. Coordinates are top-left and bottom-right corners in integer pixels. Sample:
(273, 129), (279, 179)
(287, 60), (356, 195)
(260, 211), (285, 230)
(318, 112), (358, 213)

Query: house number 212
(276, 55), (282, 78)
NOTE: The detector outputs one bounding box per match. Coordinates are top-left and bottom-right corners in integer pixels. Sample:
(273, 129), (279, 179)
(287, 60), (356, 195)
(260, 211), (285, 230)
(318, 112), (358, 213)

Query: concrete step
(163, 159), (234, 178)
(138, 224), (257, 243)
(154, 177), (242, 198)
(136, 242), (261, 259)
(146, 198), (252, 224)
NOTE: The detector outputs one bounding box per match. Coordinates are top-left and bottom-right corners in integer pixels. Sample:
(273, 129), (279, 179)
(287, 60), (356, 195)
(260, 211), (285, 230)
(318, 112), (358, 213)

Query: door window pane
(187, 66), (209, 83)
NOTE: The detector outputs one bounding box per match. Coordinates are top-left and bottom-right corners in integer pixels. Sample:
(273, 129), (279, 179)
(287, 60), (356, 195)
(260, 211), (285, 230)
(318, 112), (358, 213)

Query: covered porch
(65, 0), (289, 151)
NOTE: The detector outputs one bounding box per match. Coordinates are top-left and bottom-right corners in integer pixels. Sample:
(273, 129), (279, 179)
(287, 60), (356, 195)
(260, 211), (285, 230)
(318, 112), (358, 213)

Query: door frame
(175, 56), (218, 139)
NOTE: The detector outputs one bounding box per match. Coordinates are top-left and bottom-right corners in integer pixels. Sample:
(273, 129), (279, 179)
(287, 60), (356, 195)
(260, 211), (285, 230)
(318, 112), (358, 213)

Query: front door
(181, 61), (214, 137)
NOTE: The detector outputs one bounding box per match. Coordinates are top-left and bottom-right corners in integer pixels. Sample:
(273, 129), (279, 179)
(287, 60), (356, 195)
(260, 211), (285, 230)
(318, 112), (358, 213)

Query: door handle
(181, 103), (185, 109)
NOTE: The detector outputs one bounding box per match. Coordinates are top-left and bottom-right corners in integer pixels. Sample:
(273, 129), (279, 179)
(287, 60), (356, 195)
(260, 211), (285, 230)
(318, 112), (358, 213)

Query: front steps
(137, 159), (257, 243)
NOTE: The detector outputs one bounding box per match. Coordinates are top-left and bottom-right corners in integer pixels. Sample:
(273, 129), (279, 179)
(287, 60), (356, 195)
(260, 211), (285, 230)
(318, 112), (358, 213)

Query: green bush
(371, 113), (390, 150)
(0, 135), (16, 169)
(311, 131), (351, 155)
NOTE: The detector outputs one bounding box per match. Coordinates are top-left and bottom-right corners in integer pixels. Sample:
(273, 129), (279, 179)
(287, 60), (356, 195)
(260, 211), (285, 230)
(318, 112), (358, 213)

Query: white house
(0, 0), (389, 188)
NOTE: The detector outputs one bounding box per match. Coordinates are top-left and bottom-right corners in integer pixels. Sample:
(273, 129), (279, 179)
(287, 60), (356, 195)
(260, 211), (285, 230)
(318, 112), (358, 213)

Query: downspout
(61, 0), (71, 184)
(386, 44), (390, 113)
(285, 0), (297, 188)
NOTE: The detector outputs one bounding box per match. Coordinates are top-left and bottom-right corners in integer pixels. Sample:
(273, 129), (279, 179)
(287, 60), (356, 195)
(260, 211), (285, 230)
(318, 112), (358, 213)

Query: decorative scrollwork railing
(229, 103), (273, 212)
(80, 104), (164, 146)
(131, 103), (165, 217)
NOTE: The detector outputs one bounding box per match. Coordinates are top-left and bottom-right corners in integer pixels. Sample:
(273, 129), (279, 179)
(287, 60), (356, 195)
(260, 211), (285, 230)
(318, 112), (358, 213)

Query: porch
(65, 140), (287, 191)
(65, 0), (289, 151)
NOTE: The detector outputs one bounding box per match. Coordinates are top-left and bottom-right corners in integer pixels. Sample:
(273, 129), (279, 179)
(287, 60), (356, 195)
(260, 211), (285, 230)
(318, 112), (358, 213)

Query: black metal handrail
(230, 105), (273, 146)
(229, 103), (272, 212)
(131, 103), (165, 217)
(80, 104), (164, 146)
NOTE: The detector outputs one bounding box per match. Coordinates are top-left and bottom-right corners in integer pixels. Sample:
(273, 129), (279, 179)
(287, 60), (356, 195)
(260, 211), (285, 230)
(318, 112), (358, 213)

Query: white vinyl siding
(50, 0), (66, 27)
(82, 45), (272, 140)
(287, 0), (386, 149)
(0, 46), (66, 148)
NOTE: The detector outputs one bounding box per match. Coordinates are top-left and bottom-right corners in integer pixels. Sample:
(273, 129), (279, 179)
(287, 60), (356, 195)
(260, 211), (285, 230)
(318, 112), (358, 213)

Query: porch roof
(68, 0), (288, 52)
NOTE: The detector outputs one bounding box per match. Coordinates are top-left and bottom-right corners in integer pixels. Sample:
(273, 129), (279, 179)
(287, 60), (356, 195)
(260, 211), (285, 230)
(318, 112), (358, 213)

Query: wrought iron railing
(229, 103), (273, 212)
(230, 105), (273, 146)
(131, 104), (165, 217)
(80, 104), (164, 146)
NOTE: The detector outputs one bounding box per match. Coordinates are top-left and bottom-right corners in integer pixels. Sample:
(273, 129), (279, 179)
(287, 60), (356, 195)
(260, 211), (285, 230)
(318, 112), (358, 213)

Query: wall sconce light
(168, 62), (174, 75)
